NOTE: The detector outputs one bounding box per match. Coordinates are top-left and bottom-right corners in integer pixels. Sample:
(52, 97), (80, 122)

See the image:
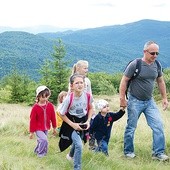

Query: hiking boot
(125, 153), (136, 158)
(66, 154), (73, 161)
(152, 153), (169, 161)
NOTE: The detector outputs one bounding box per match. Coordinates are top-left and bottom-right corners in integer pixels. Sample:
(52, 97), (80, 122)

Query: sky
(0, 0), (170, 29)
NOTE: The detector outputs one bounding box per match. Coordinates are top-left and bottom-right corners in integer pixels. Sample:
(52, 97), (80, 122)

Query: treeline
(1, 39), (170, 105)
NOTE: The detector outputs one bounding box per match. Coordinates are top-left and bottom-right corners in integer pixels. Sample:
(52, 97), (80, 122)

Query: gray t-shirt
(59, 91), (93, 118)
(124, 59), (162, 100)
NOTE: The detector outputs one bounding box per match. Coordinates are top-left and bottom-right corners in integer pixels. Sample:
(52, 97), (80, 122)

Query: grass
(1, 95), (170, 170)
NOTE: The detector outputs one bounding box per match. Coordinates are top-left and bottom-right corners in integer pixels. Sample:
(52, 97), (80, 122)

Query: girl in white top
(71, 60), (96, 150)
(70, 60), (92, 94)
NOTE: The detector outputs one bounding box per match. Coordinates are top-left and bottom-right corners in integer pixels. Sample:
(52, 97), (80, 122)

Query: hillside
(1, 99), (170, 169)
(1, 19), (170, 80)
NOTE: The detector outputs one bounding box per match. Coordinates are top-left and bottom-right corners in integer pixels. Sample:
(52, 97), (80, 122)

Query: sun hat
(96, 99), (108, 111)
(36, 85), (49, 97)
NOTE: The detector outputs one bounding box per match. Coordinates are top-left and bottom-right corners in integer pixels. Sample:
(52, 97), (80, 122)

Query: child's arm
(111, 107), (126, 121)
(85, 102), (93, 130)
(51, 103), (57, 129)
(60, 114), (83, 131)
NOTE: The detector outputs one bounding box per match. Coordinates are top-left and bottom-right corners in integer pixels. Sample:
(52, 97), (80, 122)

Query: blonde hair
(72, 60), (88, 74)
(57, 91), (67, 104)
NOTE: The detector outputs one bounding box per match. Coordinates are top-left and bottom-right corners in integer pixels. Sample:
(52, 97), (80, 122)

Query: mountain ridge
(1, 19), (170, 80)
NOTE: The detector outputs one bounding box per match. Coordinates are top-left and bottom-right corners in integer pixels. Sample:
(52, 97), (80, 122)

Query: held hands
(120, 98), (127, 109)
(120, 106), (126, 111)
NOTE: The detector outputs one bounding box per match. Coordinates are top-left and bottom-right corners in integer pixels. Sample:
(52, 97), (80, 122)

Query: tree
(39, 59), (54, 86)
(89, 72), (117, 95)
(0, 67), (36, 104)
(40, 39), (70, 104)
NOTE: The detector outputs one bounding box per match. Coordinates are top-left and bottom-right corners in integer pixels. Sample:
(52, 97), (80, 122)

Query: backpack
(124, 58), (161, 99)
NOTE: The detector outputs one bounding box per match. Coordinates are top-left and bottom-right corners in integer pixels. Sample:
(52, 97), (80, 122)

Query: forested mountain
(1, 19), (170, 80)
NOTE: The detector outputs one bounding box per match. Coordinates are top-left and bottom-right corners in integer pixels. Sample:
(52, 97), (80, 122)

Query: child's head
(72, 60), (89, 76)
(36, 85), (51, 102)
(58, 91), (67, 104)
(69, 73), (85, 92)
(96, 99), (109, 112)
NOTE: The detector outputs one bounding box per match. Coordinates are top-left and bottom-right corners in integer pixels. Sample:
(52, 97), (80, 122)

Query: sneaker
(125, 153), (136, 158)
(89, 146), (96, 151)
(89, 135), (96, 151)
(66, 154), (73, 161)
(152, 153), (169, 161)
(37, 153), (46, 158)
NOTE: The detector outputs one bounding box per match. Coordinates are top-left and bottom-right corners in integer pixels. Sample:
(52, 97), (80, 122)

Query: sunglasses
(146, 51), (159, 56)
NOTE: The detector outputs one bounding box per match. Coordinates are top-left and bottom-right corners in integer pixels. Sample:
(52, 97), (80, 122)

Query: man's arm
(119, 75), (130, 107)
(156, 76), (169, 110)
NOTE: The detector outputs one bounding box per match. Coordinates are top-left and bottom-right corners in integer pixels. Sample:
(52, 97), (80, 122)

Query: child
(29, 85), (57, 158)
(71, 60), (96, 149)
(58, 74), (93, 170)
(56, 91), (67, 133)
(71, 60), (92, 94)
(89, 99), (125, 156)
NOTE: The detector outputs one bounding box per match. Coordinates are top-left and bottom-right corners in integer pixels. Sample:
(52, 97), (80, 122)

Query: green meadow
(1, 95), (170, 170)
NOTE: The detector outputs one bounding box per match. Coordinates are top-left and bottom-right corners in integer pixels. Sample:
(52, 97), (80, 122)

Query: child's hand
(120, 106), (126, 111)
(85, 120), (90, 130)
(52, 129), (57, 136)
(79, 123), (87, 130)
(72, 122), (84, 131)
(29, 133), (34, 139)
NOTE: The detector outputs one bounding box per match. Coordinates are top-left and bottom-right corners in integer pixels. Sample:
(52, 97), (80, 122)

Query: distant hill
(1, 19), (170, 80)
(0, 25), (78, 34)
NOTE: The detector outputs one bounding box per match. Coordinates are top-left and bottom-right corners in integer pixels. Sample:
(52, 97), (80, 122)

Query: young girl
(89, 99), (125, 156)
(59, 74), (93, 170)
(71, 60), (96, 150)
(71, 60), (92, 94)
(29, 85), (57, 158)
(56, 91), (67, 133)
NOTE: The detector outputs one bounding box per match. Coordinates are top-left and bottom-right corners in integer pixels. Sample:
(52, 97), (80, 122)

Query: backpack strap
(86, 92), (91, 113)
(65, 92), (74, 114)
(66, 92), (91, 114)
(125, 58), (142, 99)
(155, 60), (162, 74)
(131, 58), (142, 79)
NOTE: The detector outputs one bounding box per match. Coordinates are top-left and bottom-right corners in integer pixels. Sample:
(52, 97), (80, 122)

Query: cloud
(90, 3), (115, 7)
(0, 0), (170, 29)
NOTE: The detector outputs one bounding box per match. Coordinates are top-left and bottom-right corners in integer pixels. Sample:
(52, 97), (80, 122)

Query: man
(119, 41), (169, 161)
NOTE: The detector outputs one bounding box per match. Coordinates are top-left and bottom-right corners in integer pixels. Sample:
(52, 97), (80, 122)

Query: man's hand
(162, 99), (169, 111)
(120, 98), (127, 108)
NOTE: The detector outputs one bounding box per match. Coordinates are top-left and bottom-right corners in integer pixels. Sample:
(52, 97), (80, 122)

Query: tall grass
(0, 95), (170, 170)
